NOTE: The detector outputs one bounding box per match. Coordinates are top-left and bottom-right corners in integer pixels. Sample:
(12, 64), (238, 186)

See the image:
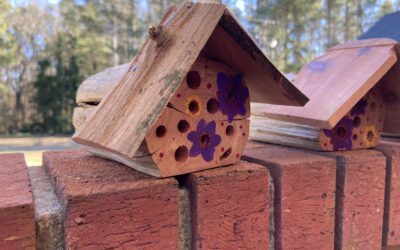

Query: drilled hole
(352, 134), (358, 141)
(186, 71), (201, 89)
(226, 125), (234, 136)
(188, 100), (199, 114)
(175, 146), (188, 162)
(370, 102), (377, 111)
(219, 148), (232, 160)
(367, 131), (374, 142)
(336, 127), (346, 138)
(385, 92), (397, 102)
(156, 125), (166, 137)
(207, 98), (219, 114)
(353, 117), (361, 128)
(200, 134), (210, 148)
(178, 120), (190, 133)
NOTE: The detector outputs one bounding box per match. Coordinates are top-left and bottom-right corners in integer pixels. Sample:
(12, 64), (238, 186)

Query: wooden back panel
(378, 44), (400, 134)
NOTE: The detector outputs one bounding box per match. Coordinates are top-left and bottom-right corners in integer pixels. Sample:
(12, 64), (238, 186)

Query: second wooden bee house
(72, 2), (308, 177)
(251, 38), (400, 151)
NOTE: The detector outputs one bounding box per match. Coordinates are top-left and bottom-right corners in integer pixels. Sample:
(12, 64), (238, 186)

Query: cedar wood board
(260, 38), (398, 129)
(73, 2), (308, 158)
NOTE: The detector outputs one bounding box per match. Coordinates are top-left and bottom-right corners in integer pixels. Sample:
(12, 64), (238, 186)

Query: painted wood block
(251, 88), (385, 151)
(251, 39), (400, 151)
(73, 2), (308, 177)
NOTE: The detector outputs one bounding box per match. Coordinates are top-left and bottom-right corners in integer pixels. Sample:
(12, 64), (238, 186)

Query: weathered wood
(261, 39), (397, 129)
(251, 88), (385, 151)
(73, 2), (308, 177)
(76, 63), (129, 105)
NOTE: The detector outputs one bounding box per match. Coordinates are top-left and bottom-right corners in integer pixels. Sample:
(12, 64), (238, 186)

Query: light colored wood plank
(76, 63), (129, 105)
(261, 40), (397, 128)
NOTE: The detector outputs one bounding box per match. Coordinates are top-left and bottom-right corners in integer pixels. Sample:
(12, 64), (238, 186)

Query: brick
(324, 149), (386, 250)
(243, 143), (336, 250)
(186, 162), (269, 249)
(377, 140), (400, 247)
(43, 150), (180, 249)
(28, 166), (64, 250)
(0, 153), (35, 249)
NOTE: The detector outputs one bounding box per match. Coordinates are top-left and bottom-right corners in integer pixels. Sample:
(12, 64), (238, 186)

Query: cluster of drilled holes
(188, 100), (199, 114)
(175, 146), (188, 162)
(207, 98), (219, 114)
(336, 127), (346, 138)
(353, 117), (361, 127)
(220, 148), (232, 160)
(370, 102), (377, 111)
(178, 120), (190, 133)
(156, 125), (166, 137)
(226, 125), (234, 136)
(186, 71), (201, 89)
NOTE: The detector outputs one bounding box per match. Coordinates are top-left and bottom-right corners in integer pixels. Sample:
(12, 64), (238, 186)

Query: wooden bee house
(72, 2), (308, 177)
(251, 38), (400, 151)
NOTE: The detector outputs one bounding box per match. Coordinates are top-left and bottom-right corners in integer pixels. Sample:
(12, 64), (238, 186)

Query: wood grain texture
(0, 153), (35, 249)
(205, 15), (308, 105)
(251, 88), (385, 151)
(260, 39), (397, 129)
(378, 44), (400, 134)
(73, 2), (307, 177)
(76, 63), (129, 105)
(74, 2), (227, 159)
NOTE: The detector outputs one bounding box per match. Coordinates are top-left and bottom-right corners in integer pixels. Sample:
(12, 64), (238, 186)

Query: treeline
(0, 0), (398, 135)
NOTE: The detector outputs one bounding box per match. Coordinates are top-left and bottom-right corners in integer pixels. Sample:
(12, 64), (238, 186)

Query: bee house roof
(258, 38), (400, 130)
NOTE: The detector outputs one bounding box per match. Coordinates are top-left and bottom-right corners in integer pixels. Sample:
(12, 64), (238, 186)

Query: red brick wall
(1, 140), (400, 249)
(0, 153), (35, 249)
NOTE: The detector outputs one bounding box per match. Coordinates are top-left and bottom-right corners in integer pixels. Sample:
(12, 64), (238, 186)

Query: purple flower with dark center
(217, 72), (249, 122)
(323, 116), (354, 151)
(188, 119), (221, 162)
(350, 98), (368, 116)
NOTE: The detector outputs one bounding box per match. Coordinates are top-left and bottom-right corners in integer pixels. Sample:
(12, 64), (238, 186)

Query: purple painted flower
(350, 98), (368, 116)
(323, 116), (354, 151)
(217, 72), (249, 122)
(188, 119), (221, 162)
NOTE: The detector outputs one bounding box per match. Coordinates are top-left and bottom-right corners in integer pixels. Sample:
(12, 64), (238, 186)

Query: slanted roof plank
(262, 41), (398, 128)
